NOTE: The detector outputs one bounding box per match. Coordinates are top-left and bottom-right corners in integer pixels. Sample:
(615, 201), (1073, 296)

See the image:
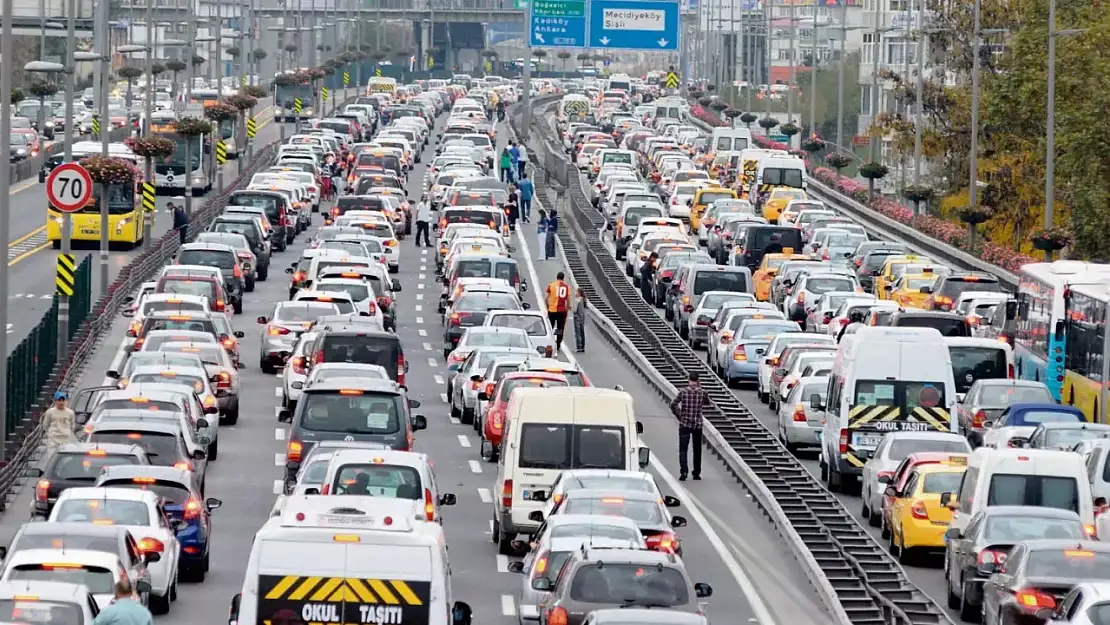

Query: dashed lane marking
(419, 273), (426, 280)
(469, 460), (482, 474)
(427, 357), (437, 366)
(416, 293), (423, 300)
(273, 480), (284, 495)
(501, 595), (515, 617)
(457, 434), (471, 448)
(418, 329), (427, 336)
(415, 305), (422, 312)
(274, 453), (285, 467)
(478, 488), (493, 504)
(434, 375), (443, 385)
(416, 317), (424, 324)
(496, 555), (509, 573)
(423, 342), (432, 351)
(440, 392), (448, 403)
(417, 283), (425, 290)
(275, 428), (285, 441)
(274, 387), (282, 397)
(450, 416), (460, 425)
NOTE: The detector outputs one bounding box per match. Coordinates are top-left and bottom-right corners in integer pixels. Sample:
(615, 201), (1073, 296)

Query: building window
(861, 85), (873, 115)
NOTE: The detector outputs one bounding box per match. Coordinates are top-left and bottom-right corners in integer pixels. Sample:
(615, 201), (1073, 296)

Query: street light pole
(1044, 0), (1056, 231)
(808, 11), (817, 137)
(143, 0), (153, 248)
(968, 0), (982, 218)
(835, 0), (847, 152)
(0, 0), (11, 457)
(868, 2), (883, 166)
(97, 12), (112, 299)
(911, 0), (925, 188)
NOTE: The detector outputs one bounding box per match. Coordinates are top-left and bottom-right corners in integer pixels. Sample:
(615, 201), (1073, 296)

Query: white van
(491, 387), (648, 553)
(737, 148), (789, 199)
(754, 155), (807, 196)
(943, 447), (1096, 538)
(711, 127), (753, 153)
(943, 337), (1015, 401)
(231, 496), (472, 625)
(818, 327), (959, 493)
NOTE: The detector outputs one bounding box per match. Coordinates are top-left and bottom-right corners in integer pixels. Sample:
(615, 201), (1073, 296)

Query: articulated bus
(149, 107), (215, 196)
(190, 87), (239, 158)
(1061, 282), (1110, 422)
(1014, 261), (1110, 404)
(46, 141), (144, 248)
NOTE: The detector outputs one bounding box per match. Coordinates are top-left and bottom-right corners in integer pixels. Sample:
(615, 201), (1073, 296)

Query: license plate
(854, 433), (884, 449)
(317, 514), (375, 527)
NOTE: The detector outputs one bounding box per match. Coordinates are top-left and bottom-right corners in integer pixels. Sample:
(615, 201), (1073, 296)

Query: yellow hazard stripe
(911, 407), (951, 431)
(390, 580), (422, 605)
(289, 576), (322, 600)
(310, 577), (343, 601)
(347, 578), (379, 603)
(264, 576), (299, 600)
(844, 452), (865, 467)
(367, 579), (398, 604)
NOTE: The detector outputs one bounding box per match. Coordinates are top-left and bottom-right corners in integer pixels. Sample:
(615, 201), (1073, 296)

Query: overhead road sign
(589, 0), (680, 50)
(46, 163), (94, 213)
(530, 0), (587, 48)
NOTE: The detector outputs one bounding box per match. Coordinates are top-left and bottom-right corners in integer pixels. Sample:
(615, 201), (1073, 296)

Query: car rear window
(320, 336), (399, 378)
(939, 277), (1003, 299)
(498, 377), (567, 401)
(159, 279), (216, 299)
(488, 315), (547, 336)
(332, 464), (422, 498)
(893, 316), (970, 337)
(456, 293), (520, 311)
(693, 271), (749, 295)
(88, 432), (179, 466)
(298, 391), (402, 434)
(49, 453), (140, 480)
(54, 498), (150, 525)
(987, 474), (1079, 511)
(178, 250), (236, 271)
(1026, 549), (1110, 579)
(568, 563), (689, 605)
(9, 564), (114, 594)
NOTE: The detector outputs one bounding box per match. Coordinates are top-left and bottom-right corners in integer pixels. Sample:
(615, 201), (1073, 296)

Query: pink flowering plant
(79, 155), (139, 185)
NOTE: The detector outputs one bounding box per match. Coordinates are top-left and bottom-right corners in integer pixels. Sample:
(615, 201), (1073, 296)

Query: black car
(304, 326), (408, 386)
(209, 217), (271, 281)
(227, 190), (293, 251)
(278, 379), (426, 482)
(177, 243), (246, 313)
(981, 539), (1110, 625)
(26, 442), (150, 518)
(883, 310), (972, 336)
(927, 272), (1004, 312)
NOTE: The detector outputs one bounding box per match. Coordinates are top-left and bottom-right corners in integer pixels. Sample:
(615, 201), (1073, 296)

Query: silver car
(257, 301), (341, 373)
(957, 378), (1054, 443)
(448, 345), (536, 423)
(271, 441), (388, 515)
(281, 331), (317, 414)
(859, 431), (971, 527)
(776, 375), (827, 452)
(685, 291), (755, 349)
(507, 517), (644, 622)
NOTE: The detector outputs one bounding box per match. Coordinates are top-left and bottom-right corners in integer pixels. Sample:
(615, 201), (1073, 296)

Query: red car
(478, 372), (568, 461)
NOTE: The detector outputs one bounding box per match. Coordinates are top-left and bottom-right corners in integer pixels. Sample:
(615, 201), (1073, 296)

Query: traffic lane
(566, 169), (958, 621)
(514, 227), (831, 625)
(1, 115), (286, 348)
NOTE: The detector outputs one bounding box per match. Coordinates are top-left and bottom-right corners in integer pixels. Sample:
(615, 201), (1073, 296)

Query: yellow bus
(46, 141), (144, 247)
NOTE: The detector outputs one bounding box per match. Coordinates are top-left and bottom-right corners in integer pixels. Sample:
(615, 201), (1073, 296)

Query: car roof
(98, 464), (193, 483)
(564, 488), (662, 503)
(302, 378), (401, 393)
(16, 522), (127, 538)
(87, 420), (182, 435)
(53, 442), (144, 456)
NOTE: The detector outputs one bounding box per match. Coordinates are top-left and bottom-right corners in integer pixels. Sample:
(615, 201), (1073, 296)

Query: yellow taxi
(873, 255), (934, 299)
(888, 462), (967, 560)
(761, 188), (808, 222)
(753, 253), (808, 301)
(888, 270), (940, 309)
(690, 187), (738, 231)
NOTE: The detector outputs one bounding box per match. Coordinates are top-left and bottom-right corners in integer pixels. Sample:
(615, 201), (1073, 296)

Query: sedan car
(981, 540), (1110, 625)
(448, 345), (537, 424)
(776, 375), (827, 452)
(257, 301), (342, 373)
(536, 489), (686, 555)
(958, 379), (1055, 445)
(483, 310), (555, 358)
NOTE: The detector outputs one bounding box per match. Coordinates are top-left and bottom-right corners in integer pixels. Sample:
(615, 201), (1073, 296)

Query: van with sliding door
(491, 387), (648, 554)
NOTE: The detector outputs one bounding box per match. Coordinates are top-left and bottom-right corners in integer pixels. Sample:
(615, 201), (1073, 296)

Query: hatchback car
(176, 243), (245, 313)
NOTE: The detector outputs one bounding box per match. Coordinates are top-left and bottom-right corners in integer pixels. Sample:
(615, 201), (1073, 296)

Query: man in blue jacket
(507, 142), (520, 182)
(517, 173), (534, 223)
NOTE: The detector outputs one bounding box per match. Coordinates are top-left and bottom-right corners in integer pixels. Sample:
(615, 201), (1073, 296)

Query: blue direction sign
(529, 0), (587, 48)
(588, 0), (680, 51)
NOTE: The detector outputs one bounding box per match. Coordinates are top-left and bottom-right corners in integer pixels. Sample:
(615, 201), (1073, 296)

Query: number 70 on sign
(46, 163), (95, 213)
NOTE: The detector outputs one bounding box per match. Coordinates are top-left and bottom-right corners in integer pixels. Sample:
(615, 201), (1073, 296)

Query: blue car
(724, 320), (801, 387)
(96, 464), (222, 582)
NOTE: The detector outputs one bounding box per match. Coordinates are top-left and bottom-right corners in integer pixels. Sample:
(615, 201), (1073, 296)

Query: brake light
(1008, 363), (1015, 379)
(449, 312), (470, 326)
(214, 299), (226, 312)
(839, 428), (848, 454)
(1014, 589), (1056, 612)
(292, 271), (306, 283)
(291, 356), (307, 375)
(910, 501), (929, 520)
(269, 326), (291, 335)
(133, 337), (145, 350)
(184, 497), (202, 520)
(547, 607), (568, 625)
(792, 404), (807, 422)
(287, 440), (303, 463)
(35, 479), (49, 502)
(138, 538), (165, 553)
(732, 345), (747, 361)
(533, 550), (549, 577)
(501, 479), (513, 508)
(217, 371), (232, 389)
(127, 322), (141, 337)
(424, 488), (435, 521)
(173, 460), (193, 471)
(973, 410), (987, 428)
(397, 352), (405, 387)
(1085, 524), (1098, 538)
(237, 251), (252, 261)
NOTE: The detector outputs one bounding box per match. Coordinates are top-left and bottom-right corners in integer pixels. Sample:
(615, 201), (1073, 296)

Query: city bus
(46, 141), (144, 248)
(1061, 282), (1110, 421)
(149, 106), (214, 196)
(190, 87), (239, 159)
(1014, 261), (1110, 402)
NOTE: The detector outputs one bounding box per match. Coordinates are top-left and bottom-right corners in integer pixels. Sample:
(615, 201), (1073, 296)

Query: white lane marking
(423, 342), (432, 351)
(434, 375), (444, 385)
(41, 294), (51, 299)
(478, 487), (493, 503)
(417, 283), (425, 290)
(416, 317), (424, 324)
(440, 392), (449, 403)
(273, 480), (285, 495)
(274, 407), (282, 418)
(274, 387), (282, 397)
(274, 453), (285, 467)
(418, 329), (427, 336)
(275, 428), (285, 441)
(457, 434), (471, 448)
(450, 416), (460, 425)
(427, 357), (437, 366)
(515, 230), (579, 369)
(419, 273), (426, 280)
(496, 554), (509, 573)
(5, 324), (11, 334)
(415, 304), (422, 312)
(416, 293), (424, 300)
(501, 595), (515, 617)
(469, 460), (482, 474)
(421, 249), (428, 255)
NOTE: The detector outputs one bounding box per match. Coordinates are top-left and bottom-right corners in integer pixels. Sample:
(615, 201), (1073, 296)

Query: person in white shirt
(414, 194), (433, 247)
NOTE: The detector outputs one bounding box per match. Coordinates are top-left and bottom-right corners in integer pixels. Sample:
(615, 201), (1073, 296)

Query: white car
(756, 333), (835, 403)
(0, 548), (138, 612)
(314, 277), (386, 327)
(483, 310), (556, 358)
(281, 331), (317, 413)
(48, 487), (181, 614)
(859, 432), (972, 527)
(304, 363), (390, 390)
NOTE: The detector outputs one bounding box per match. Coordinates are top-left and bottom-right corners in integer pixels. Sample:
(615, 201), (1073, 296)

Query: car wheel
(257, 265), (269, 281)
(959, 579), (981, 623)
(223, 404), (239, 426)
(245, 277), (255, 292)
(947, 571), (961, 609)
(451, 401), (462, 421)
(150, 589), (171, 615)
(260, 360), (275, 375)
(233, 298), (243, 314)
(496, 519), (514, 555)
(208, 439), (219, 461)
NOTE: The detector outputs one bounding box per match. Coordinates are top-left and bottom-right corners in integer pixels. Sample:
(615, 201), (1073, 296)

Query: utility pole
(1044, 0), (1056, 230)
(835, 0), (847, 152)
(98, 0), (110, 297)
(59, 0), (77, 356)
(968, 0), (982, 219)
(808, 10), (817, 137)
(143, 0), (154, 246)
(911, 0), (925, 189)
(868, 0), (883, 166)
(0, 0), (15, 455)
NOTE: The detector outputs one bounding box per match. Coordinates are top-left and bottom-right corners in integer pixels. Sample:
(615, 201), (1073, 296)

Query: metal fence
(12, 128), (131, 185)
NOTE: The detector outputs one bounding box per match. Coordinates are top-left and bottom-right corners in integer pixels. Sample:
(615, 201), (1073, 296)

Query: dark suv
(177, 243), (246, 313)
(26, 442), (149, 518)
(883, 310), (972, 336)
(529, 546), (712, 625)
(209, 216), (271, 281)
(925, 272), (1003, 312)
(227, 190), (292, 250)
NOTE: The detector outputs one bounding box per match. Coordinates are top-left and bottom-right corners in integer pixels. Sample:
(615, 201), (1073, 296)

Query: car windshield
(332, 464), (422, 498)
(49, 453), (140, 481)
(0, 598), (83, 623)
(177, 250), (235, 270)
(54, 498), (150, 526)
(9, 564), (114, 594)
(488, 315), (547, 336)
(299, 391), (401, 434)
(983, 515), (1084, 541)
(568, 563), (689, 606)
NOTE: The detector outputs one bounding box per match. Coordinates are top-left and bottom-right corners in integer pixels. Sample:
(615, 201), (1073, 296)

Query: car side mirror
(136, 580), (152, 595)
(121, 309), (134, 318)
(392, 279), (402, 291)
(256, 316), (269, 324)
(507, 561), (525, 574)
(663, 495), (681, 508)
(884, 284), (893, 291)
(452, 601), (473, 625)
(143, 550), (161, 563)
(411, 415), (427, 431)
(278, 409), (293, 423)
(884, 486), (897, 498)
(24, 467), (43, 478)
(940, 491), (954, 508)
(206, 497), (222, 511)
(408, 399), (422, 409)
(304, 487), (321, 495)
(76, 412), (90, 426)
(694, 582), (713, 598)
(637, 446), (650, 468)
(528, 511), (544, 523)
(204, 405), (218, 415)
(234, 331), (245, 338)
(977, 561), (999, 576)
(523, 302), (531, 310)
(945, 527), (962, 541)
(877, 474), (891, 484)
(285, 267), (294, 274)
(919, 286), (932, 294)
(530, 577), (554, 592)
(172, 519), (188, 532)
(670, 515), (688, 528)
(1005, 300), (1018, 321)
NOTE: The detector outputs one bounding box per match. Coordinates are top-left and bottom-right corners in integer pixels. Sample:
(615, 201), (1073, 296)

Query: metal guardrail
(518, 96), (956, 625)
(683, 115), (1020, 291)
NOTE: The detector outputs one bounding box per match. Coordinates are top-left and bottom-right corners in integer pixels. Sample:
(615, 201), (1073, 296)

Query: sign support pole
(58, 0), (78, 359)
(521, 44), (532, 142)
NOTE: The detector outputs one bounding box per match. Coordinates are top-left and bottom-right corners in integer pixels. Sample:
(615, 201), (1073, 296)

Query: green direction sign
(514, 0), (529, 7)
(532, 0), (586, 17)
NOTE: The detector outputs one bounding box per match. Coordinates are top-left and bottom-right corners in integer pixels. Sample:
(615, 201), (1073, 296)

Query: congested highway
(0, 101), (278, 344)
(0, 79), (836, 625)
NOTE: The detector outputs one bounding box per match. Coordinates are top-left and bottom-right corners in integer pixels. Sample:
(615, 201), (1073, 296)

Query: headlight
(115, 218), (131, 232)
(192, 176), (203, 183)
(16, 148), (26, 155)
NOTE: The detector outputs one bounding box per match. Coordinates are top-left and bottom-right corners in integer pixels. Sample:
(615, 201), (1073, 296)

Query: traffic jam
(557, 73), (1110, 624)
(2, 74), (727, 625)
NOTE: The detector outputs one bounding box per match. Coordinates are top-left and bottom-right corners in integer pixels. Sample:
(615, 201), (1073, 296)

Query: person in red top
(545, 272), (573, 352)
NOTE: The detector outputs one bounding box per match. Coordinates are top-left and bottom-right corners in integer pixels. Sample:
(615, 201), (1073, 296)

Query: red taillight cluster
(184, 497), (202, 520)
(645, 532), (678, 553)
(501, 479), (513, 508)
(216, 371), (232, 389)
(291, 356), (307, 375)
(35, 479), (50, 503)
(973, 410), (987, 428)
(397, 353), (405, 387)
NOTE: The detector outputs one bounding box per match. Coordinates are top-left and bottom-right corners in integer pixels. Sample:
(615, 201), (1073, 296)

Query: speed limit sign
(46, 163), (94, 213)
